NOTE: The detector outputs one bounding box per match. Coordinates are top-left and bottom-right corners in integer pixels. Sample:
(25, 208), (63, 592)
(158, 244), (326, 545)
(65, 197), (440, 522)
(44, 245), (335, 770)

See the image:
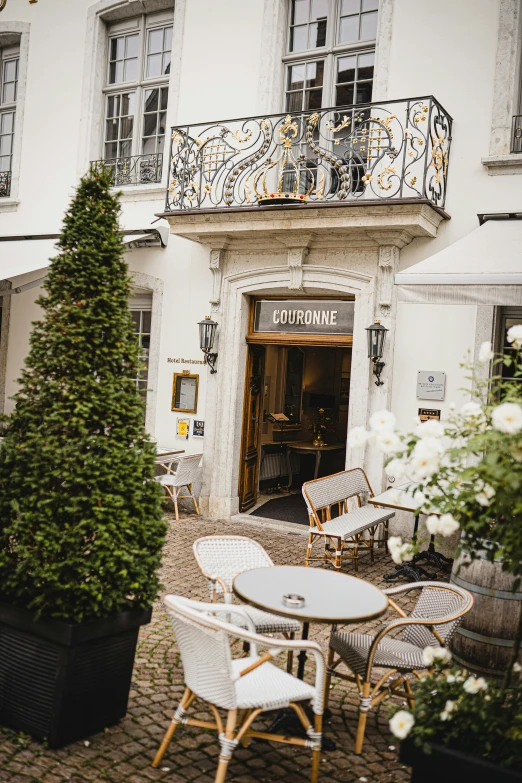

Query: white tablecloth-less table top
(233, 565), (389, 625)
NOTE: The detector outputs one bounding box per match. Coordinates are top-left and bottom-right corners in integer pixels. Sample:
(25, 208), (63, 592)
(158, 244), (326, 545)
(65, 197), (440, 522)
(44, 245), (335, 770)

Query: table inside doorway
(285, 441), (345, 486)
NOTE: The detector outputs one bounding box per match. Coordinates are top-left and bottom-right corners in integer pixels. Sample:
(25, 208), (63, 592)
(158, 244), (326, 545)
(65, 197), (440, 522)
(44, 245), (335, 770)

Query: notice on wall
(417, 371), (446, 401)
(193, 420), (205, 438)
(253, 300), (354, 335)
(176, 417), (190, 440)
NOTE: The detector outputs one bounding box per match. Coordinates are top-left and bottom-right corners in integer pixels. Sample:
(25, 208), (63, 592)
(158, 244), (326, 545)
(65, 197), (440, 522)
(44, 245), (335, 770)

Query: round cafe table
(233, 566), (389, 749)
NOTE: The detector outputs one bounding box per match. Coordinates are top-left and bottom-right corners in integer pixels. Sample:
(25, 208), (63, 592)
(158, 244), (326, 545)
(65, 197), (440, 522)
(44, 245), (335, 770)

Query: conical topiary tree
(0, 166), (166, 623)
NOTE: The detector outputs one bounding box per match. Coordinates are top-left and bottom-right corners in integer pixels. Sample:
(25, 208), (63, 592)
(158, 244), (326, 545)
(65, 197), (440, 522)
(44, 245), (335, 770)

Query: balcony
(159, 96), (451, 249)
(91, 153), (163, 187)
(0, 171), (11, 198)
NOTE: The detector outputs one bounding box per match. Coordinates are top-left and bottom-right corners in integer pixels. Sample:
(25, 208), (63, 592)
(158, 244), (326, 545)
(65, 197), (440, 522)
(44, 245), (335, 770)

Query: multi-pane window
(499, 310), (522, 386)
(0, 48), (18, 192)
(130, 304), (152, 401)
(102, 14), (172, 184)
(284, 0), (378, 111)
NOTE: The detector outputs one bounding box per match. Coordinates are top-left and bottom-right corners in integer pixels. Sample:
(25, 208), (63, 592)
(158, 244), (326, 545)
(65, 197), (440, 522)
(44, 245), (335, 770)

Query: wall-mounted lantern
(198, 316), (218, 374)
(366, 320), (388, 386)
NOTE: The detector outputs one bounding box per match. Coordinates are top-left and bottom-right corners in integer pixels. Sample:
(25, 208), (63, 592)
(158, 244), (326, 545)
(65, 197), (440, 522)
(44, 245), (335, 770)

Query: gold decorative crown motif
(252, 115), (314, 206)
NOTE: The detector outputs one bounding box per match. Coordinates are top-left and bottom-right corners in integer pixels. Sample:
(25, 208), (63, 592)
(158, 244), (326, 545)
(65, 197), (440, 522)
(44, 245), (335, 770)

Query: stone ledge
(481, 153), (522, 175)
(157, 200), (448, 250)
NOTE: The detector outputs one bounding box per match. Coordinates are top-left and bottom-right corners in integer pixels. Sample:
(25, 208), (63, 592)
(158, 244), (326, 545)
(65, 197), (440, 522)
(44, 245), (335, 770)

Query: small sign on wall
(417, 371), (446, 401)
(418, 408), (441, 422)
(176, 417), (190, 440)
(193, 420), (205, 438)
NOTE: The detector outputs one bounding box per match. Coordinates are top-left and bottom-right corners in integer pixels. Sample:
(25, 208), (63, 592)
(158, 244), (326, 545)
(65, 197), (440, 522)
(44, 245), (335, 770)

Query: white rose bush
(388, 653), (522, 770)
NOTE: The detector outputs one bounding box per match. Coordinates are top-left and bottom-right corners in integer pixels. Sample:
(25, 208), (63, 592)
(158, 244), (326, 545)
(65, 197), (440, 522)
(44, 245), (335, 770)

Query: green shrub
(0, 166), (166, 623)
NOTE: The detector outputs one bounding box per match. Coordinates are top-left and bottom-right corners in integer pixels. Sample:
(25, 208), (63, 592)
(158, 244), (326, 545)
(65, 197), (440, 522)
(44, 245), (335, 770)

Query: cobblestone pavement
(0, 513), (425, 783)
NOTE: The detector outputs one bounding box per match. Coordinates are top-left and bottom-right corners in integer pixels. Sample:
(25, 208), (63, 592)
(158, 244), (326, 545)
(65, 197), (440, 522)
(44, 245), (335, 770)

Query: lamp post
(198, 316), (218, 374)
(366, 320), (388, 386)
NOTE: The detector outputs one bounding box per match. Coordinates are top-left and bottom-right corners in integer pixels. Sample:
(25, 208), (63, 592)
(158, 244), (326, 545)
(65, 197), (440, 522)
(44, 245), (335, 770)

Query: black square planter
(400, 738), (522, 783)
(0, 601), (152, 747)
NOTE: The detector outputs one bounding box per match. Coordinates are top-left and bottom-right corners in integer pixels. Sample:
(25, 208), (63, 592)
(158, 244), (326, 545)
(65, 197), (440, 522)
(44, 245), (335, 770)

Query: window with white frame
(102, 13), (172, 185)
(0, 44), (19, 197)
(284, 0), (378, 112)
(130, 292), (153, 405)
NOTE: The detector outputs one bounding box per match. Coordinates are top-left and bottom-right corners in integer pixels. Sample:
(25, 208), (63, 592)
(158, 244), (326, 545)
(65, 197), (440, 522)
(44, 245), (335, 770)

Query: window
(498, 309), (522, 387)
(101, 14), (172, 184)
(284, 0), (378, 111)
(0, 45), (19, 197)
(130, 295), (152, 402)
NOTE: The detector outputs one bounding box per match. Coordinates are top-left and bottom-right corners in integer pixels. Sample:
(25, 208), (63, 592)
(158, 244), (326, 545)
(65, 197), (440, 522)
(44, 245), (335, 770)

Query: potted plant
(348, 332), (522, 680)
(0, 167), (166, 747)
(309, 407), (337, 446)
(389, 659), (522, 782)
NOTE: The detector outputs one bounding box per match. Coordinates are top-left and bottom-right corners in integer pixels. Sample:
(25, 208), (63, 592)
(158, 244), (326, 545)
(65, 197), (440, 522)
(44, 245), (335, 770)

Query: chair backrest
(169, 453), (202, 486)
(402, 583), (473, 649)
(194, 535), (274, 595)
(164, 595), (238, 709)
(302, 468), (372, 523)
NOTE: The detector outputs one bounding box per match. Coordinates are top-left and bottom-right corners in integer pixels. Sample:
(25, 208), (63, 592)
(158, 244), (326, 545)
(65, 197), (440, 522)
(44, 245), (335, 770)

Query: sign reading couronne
(254, 300), (354, 335)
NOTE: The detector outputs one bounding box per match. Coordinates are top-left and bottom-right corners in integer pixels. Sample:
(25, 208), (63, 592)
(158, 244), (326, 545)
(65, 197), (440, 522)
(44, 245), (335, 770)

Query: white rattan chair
(302, 468), (394, 572)
(155, 453), (202, 520)
(324, 581), (473, 754)
(193, 535), (301, 672)
(152, 595), (326, 783)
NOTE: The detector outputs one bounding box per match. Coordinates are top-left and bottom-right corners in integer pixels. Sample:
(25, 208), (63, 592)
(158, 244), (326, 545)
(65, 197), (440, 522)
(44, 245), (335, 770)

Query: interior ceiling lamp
(198, 316), (218, 374)
(0, 0), (37, 9)
(366, 320), (388, 387)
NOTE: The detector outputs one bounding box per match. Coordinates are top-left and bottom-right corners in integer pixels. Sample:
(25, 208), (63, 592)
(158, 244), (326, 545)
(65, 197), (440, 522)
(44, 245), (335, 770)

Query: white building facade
(0, 0), (521, 522)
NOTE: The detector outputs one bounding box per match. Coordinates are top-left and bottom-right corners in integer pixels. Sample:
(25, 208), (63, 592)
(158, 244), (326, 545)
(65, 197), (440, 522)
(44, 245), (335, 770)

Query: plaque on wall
(172, 373), (199, 413)
(254, 300), (354, 335)
(417, 371), (446, 401)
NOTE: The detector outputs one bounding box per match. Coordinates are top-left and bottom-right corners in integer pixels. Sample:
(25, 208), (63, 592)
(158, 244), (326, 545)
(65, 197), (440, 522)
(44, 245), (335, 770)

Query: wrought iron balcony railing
(0, 171), (11, 198)
(511, 115), (522, 153)
(165, 96), (452, 213)
(92, 153), (163, 186)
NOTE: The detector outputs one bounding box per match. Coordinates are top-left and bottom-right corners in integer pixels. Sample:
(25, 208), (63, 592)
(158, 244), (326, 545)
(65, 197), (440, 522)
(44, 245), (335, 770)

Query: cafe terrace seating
(302, 468), (394, 571)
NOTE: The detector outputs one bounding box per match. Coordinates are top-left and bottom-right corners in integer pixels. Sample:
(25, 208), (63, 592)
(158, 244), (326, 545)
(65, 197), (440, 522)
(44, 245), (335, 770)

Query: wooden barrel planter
(450, 551), (522, 677)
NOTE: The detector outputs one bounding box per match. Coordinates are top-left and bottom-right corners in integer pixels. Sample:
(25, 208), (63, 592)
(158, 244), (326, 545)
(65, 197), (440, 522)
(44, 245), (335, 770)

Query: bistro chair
(152, 594), (325, 783)
(193, 535), (301, 671)
(324, 581), (473, 754)
(155, 453), (202, 521)
(302, 468), (394, 572)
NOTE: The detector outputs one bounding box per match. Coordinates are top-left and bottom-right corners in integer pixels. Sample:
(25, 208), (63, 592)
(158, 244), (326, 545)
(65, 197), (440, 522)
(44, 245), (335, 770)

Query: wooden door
(238, 345), (265, 511)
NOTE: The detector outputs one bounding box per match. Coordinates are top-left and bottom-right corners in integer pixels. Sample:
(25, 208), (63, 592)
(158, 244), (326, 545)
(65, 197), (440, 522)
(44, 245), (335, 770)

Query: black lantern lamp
(198, 316), (218, 374)
(366, 320), (388, 386)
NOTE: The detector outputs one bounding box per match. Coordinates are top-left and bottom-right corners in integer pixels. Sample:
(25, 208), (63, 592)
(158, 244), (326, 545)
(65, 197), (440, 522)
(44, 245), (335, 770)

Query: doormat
(253, 493), (340, 526)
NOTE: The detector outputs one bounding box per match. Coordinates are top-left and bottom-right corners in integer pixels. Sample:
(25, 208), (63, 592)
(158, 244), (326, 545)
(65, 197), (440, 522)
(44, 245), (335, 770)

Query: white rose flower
(449, 401), (456, 411)
(387, 536), (414, 564)
(438, 513), (460, 537)
(398, 542), (414, 563)
(460, 401), (483, 420)
(426, 515), (441, 535)
(433, 647), (452, 664)
(369, 409), (396, 432)
(376, 431), (402, 454)
(463, 676), (488, 694)
(440, 710), (450, 721)
(446, 674), (456, 683)
(348, 426), (369, 449)
(389, 710), (415, 740)
(478, 341), (494, 363)
(492, 402), (522, 435)
(507, 323), (522, 350)
(410, 438), (442, 480)
(386, 458), (407, 481)
(513, 662), (521, 673)
(422, 646), (436, 666)
(475, 483), (495, 507)
(416, 419), (444, 439)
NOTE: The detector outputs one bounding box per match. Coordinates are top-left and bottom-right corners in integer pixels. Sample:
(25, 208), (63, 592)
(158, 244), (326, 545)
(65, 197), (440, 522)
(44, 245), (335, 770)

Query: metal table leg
(383, 514), (436, 582)
(413, 534), (454, 571)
